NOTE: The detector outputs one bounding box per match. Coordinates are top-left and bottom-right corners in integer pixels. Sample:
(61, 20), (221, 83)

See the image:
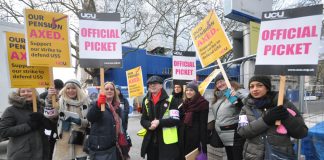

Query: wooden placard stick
(275, 75), (286, 125)
(216, 59), (232, 89)
(100, 68), (105, 111)
(32, 88), (37, 112)
(49, 68), (57, 108)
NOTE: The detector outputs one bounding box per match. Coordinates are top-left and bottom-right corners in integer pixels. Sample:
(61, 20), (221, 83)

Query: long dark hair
(212, 81), (242, 104)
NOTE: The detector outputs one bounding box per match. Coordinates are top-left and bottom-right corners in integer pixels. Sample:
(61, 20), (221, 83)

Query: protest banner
(24, 9), (71, 67)
(255, 5), (323, 76)
(172, 51), (196, 81)
(191, 10), (233, 68)
(198, 69), (221, 95)
(6, 32), (50, 88)
(255, 5), (323, 129)
(79, 12), (122, 68)
(126, 66), (144, 98)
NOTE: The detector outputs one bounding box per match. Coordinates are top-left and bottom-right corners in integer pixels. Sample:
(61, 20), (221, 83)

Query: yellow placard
(250, 21), (260, 55)
(126, 66), (144, 98)
(24, 9), (71, 67)
(191, 10), (233, 68)
(6, 32), (50, 88)
(198, 69), (221, 95)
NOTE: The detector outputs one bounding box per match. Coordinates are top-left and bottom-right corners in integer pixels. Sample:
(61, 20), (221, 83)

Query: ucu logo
(80, 13), (96, 19)
(264, 11), (285, 19)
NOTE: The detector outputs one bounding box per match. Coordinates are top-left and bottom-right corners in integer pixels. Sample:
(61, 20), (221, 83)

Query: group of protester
(0, 73), (308, 160)
(0, 79), (131, 160)
(140, 74), (308, 160)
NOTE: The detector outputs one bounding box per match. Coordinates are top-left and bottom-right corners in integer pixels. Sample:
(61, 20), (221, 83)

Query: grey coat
(237, 91), (308, 160)
(211, 88), (249, 146)
(0, 92), (50, 160)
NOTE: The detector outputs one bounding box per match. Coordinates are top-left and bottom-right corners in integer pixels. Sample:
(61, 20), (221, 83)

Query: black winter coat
(87, 102), (120, 153)
(0, 92), (52, 160)
(179, 95), (209, 158)
(140, 89), (180, 159)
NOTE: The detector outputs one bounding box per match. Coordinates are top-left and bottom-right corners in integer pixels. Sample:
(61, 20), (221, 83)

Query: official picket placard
(79, 12), (122, 68)
(24, 9), (71, 67)
(191, 10), (233, 68)
(126, 66), (144, 98)
(6, 32), (50, 88)
(172, 51), (196, 81)
(255, 5), (323, 75)
(198, 69), (221, 95)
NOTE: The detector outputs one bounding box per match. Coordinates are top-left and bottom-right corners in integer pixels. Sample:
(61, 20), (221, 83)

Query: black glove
(29, 112), (45, 121)
(27, 119), (41, 130)
(262, 106), (289, 125)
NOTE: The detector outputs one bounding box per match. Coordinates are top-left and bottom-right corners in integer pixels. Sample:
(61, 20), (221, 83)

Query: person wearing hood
(179, 80), (209, 159)
(47, 79), (90, 160)
(140, 76), (180, 160)
(0, 88), (55, 160)
(211, 73), (248, 160)
(237, 75), (308, 159)
(87, 81), (130, 160)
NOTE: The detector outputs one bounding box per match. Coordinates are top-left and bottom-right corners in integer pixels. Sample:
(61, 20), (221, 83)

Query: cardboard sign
(191, 10), (232, 68)
(172, 53), (196, 81)
(255, 5), (323, 75)
(198, 69), (221, 95)
(6, 32), (50, 88)
(126, 66), (144, 98)
(79, 12), (122, 68)
(24, 9), (71, 67)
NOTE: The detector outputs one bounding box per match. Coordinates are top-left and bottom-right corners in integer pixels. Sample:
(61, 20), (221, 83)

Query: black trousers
(225, 145), (244, 160)
(147, 142), (159, 160)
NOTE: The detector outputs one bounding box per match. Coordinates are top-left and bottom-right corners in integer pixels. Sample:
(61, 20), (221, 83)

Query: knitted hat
(186, 80), (198, 93)
(65, 79), (81, 88)
(249, 75), (271, 91)
(54, 79), (64, 90)
(147, 76), (163, 84)
(214, 73), (231, 83)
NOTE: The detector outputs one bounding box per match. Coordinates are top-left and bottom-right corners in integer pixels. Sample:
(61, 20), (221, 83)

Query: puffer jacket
(211, 88), (248, 146)
(237, 91), (308, 160)
(0, 92), (51, 160)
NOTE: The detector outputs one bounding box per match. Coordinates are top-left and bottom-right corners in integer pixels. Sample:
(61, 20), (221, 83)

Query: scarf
(109, 102), (130, 159)
(182, 94), (209, 126)
(151, 90), (162, 105)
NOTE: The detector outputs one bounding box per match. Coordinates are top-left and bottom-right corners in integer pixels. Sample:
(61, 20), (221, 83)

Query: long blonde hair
(59, 83), (87, 101)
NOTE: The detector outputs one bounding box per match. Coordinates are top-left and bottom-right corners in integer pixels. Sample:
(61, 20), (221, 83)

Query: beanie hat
(65, 79), (81, 88)
(249, 75), (271, 91)
(147, 76), (163, 84)
(214, 73), (224, 83)
(214, 73), (231, 84)
(54, 79), (64, 90)
(186, 80), (199, 93)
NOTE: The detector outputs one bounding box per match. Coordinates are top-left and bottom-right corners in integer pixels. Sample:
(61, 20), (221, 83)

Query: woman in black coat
(179, 81), (209, 159)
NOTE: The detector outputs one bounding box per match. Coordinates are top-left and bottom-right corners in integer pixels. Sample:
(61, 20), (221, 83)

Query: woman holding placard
(0, 88), (54, 160)
(48, 79), (90, 160)
(237, 75), (308, 159)
(211, 73), (248, 160)
(87, 81), (130, 160)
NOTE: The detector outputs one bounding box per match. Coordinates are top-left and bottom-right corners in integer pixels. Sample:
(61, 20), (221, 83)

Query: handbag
(207, 120), (224, 148)
(68, 130), (85, 145)
(251, 108), (297, 160)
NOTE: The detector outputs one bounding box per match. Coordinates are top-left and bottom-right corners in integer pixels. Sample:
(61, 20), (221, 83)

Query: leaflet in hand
(224, 88), (238, 104)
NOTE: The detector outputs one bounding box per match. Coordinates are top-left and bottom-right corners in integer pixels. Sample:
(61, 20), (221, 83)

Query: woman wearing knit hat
(237, 75), (308, 160)
(211, 73), (248, 160)
(178, 80), (209, 159)
(47, 79), (90, 160)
